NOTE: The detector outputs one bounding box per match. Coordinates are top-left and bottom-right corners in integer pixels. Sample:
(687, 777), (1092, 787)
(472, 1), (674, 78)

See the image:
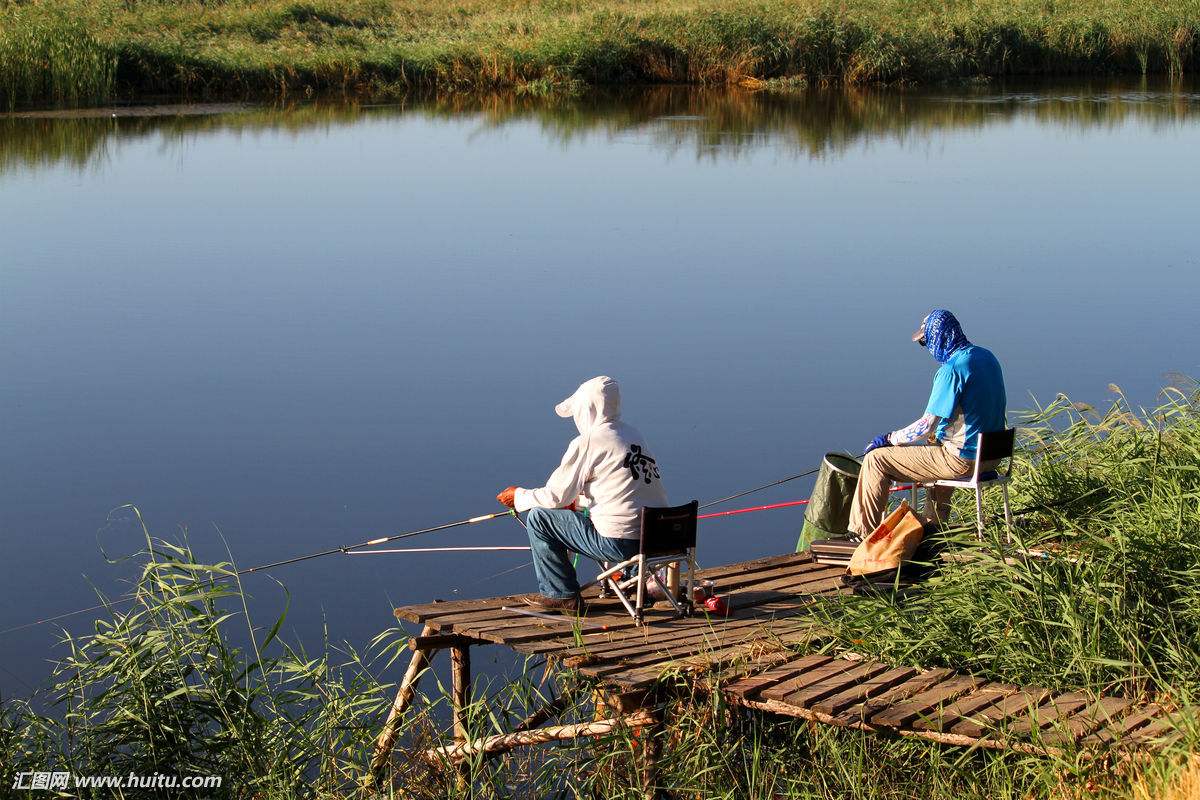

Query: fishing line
(238, 510), (515, 574)
(697, 467), (822, 510)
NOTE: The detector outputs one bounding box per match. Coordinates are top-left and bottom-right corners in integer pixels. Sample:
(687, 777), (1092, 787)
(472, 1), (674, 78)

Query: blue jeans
(524, 508), (640, 599)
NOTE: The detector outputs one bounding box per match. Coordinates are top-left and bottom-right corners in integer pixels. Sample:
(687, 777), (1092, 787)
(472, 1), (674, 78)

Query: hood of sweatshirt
(555, 376), (621, 435)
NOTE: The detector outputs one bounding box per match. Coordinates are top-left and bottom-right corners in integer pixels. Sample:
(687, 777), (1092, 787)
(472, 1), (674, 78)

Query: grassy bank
(2, 0), (1199, 109)
(3, 383), (1200, 797)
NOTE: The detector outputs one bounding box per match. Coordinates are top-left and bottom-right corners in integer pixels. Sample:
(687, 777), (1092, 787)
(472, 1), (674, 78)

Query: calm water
(2, 84), (1198, 696)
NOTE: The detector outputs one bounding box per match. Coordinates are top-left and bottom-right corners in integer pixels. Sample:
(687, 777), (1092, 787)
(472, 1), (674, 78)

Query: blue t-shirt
(925, 345), (1006, 462)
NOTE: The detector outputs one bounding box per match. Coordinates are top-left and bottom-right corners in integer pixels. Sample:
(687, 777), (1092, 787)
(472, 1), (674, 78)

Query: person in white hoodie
(497, 376), (668, 613)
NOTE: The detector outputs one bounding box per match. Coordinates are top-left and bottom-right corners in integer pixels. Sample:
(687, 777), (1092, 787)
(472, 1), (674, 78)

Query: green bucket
(796, 453), (862, 552)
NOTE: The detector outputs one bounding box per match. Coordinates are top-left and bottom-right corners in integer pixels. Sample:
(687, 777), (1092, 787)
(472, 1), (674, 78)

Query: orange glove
(496, 486), (518, 508)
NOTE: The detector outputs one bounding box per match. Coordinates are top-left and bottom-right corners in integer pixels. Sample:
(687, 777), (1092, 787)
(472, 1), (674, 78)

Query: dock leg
(640, 706), (665, 800)
(450, 642), (472, 788)
(370, 623), (438, 782)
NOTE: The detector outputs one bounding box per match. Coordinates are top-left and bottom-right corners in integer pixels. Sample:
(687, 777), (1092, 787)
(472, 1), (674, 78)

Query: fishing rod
(347, 545), (530, 555)
(0, 510), (518, 637)
(697, 484), (914, 521)
(697, 467), (822, 510)
(239, 510), (515, 574)
(0, 463), (841, 637)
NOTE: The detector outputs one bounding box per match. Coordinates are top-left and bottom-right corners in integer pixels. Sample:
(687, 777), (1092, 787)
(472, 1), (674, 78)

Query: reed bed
(3, 383), (1200, 797)
(816, 381), (1200, 702)
(2, 0), (1199, 109)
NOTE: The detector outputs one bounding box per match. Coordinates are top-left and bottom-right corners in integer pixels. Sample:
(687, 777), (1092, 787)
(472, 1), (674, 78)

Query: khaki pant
(848, 445), (974, 537)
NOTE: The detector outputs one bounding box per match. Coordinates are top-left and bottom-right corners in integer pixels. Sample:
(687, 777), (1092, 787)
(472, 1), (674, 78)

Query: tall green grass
(0, 7), (114, 109)
(0, 0), (1198, 108)
(4, 385), (1200, 798)
(817, 381), (1200, 700)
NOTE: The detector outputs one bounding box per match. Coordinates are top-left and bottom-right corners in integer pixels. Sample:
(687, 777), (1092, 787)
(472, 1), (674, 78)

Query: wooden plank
(694, 552), (814, 582)
(448, 569), (834, 648)
(1008, 692), (1090, 737)
(1081, 703), (1165, 747)
(1041, 696), (1137, 747)
(812, 667), (920, 717)
(409, 633), (477, 651)
(502, 587), (833, 651)
(397, 597), (515, 623)
(564, 617), (812, 669)
(1123, 711), (1185, 745)
(761, 657), (864, 702)
(584, 619), (820, 682)
(911, 683), (1017, 733)
(778, 661), (895, 709)
(840, 668), (955, 723)
(398, 557), (838, 628)
(604, 627), (818, 690)
(722, 654), (832, 700)
(709, 562), (836, 592)
(947, 687), (1050, 739)
(560, 605), (825, 663)
(869, 675), (980, 727)
(581, 619), (820, 678)
(397, 563), (845, 657)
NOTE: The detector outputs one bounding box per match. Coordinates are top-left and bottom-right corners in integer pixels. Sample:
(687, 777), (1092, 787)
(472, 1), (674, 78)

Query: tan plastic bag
(849, 500), (924, 576)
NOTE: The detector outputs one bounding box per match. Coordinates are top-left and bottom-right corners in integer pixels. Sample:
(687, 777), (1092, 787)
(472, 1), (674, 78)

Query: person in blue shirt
(848, 309), (1006, 537)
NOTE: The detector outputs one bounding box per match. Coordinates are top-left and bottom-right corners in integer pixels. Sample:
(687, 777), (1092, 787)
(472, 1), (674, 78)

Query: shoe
(519, 593), (583, 614)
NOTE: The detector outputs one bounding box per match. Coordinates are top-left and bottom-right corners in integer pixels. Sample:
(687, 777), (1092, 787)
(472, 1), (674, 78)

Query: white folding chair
(920, 428), (1015, 541)
(594, 501), (698, 626)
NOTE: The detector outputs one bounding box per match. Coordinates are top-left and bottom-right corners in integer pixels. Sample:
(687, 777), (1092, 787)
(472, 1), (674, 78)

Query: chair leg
(685, 551), (696, 615)
(634, 555), (646, 626)
(974, 486), (985, 540)
(1001, 483), (1014, 545)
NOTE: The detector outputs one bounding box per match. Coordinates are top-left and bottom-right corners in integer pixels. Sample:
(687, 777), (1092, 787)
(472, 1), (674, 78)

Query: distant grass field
(2, 0), (1198, 108)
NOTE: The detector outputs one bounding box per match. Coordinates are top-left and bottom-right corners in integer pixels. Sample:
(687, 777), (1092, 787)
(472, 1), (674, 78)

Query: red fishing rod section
(697, 484), (913, 521)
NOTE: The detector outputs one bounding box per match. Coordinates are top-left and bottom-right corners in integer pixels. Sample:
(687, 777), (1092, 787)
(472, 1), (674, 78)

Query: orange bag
(849, 500), (924, 576)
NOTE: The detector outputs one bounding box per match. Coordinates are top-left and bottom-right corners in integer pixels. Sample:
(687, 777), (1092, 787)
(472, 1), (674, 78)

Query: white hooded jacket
(514, 376), (668, 540)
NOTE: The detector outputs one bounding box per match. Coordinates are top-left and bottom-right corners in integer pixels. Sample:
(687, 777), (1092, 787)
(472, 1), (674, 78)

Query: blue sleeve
(925, 364), (961, 419)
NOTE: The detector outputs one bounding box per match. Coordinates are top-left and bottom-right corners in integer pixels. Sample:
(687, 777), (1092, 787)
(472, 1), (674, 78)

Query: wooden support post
(369, 623), (437, 781)
(425, 708), (660, 763)
(450, 643), (472, 743)
(450, 642), (472, 788)
(640, 706), (665, 800)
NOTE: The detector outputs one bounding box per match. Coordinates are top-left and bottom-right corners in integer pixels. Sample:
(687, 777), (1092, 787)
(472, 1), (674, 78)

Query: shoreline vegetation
(3, 82), (1198, 174)
(1, 0), (1199, 110)
(4, 383), (1200, 798)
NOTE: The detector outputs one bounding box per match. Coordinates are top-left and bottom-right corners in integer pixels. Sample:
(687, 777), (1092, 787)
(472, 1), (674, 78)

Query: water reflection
(3, 81), (1197, 173)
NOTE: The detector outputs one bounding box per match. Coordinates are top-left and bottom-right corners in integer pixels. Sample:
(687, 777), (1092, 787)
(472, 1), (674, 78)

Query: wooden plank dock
(394, 552), (845, 691)
(371, 552), (1185, 780)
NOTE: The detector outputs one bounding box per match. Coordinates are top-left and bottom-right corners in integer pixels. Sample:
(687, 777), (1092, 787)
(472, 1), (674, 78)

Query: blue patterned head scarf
(920, 309), (971, 363)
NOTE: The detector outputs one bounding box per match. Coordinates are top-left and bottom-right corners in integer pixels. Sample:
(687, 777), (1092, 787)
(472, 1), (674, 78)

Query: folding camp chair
(918, 428), (1015, 541)
(594, 501), (698, 626)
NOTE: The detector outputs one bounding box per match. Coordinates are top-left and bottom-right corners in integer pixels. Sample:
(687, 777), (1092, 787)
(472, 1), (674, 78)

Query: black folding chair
(595, 501), (698, 625)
